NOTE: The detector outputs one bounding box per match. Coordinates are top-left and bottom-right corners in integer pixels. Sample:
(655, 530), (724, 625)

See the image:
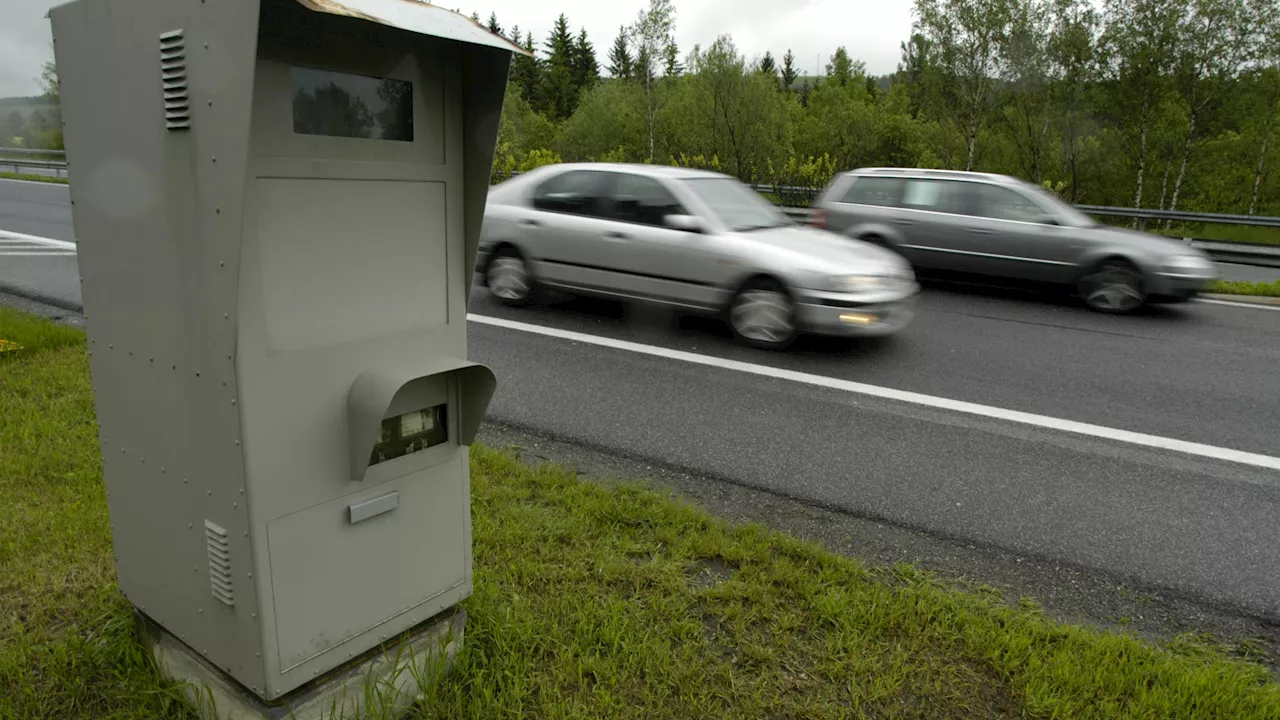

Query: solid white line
(468, 313), (1280, 472)
(1196, 298), (1280, 311)
(0, 251), (77, 257)
(0, 229), (76, 249)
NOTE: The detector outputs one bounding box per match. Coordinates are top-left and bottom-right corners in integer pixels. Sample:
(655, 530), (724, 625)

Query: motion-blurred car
(477, 163), (919, 350)
(810, 168), (1218, 313)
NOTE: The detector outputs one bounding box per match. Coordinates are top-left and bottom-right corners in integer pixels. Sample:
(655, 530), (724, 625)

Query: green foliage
(554, 80), (648, 162)
(766, 154), (838, 206)
(519, 148), (562, 172)
(483, 0), (1276, 217)
(1208, 279), (1280, 297)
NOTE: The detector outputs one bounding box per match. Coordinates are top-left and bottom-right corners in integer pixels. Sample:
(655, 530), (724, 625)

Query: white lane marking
(0, 229), (77, 249)
(469, 313), (1280, 472)
(1197, 298), (1280, 311)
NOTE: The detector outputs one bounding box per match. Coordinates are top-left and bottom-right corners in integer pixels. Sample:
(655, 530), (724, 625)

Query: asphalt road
(3, 178), (1280, 620)
(0, 178), (74, 241)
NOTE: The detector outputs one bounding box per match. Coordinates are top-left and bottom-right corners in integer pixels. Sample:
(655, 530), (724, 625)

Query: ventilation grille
(205, 519), (234, 606)
(160, 29), (190, 130)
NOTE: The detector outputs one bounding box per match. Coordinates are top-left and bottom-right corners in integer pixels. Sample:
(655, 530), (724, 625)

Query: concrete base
(136, 607), (465, 720)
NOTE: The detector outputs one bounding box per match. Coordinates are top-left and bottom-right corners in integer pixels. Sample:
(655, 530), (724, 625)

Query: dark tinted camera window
(611, 174), (686, 226)
(292, 67), (413, 141)
(840, 177), (902, 206)
(533, 170), (608, 217)
(369, 405), (447, 467)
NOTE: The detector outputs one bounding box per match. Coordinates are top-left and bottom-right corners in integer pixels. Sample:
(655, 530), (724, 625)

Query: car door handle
(968, 228), (995, 235)
(605, 231), (629, 240)
(893, 218), (915, 226)
(521, 218), (541, 227)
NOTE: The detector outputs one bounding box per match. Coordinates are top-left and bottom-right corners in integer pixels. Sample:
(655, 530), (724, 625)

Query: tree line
(489, 0), (1280, 216)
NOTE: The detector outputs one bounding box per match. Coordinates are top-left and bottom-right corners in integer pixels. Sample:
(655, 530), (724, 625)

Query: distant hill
(0, 96), (58, 121)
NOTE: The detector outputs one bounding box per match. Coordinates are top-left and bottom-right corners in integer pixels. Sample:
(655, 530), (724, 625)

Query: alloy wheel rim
(489, 257), (530, 300)
(731, 290), (794, 343)
(1083, 265), (1143, 312)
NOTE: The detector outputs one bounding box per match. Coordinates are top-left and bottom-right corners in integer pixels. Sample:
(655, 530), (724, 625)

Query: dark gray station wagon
(811, 168), (1218, 313)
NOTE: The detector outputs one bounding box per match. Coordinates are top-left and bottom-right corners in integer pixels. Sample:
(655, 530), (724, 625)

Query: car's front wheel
(728, 278), (797, 350)
(486, 248), (534, 306)
(1078, 259), (1147, 314)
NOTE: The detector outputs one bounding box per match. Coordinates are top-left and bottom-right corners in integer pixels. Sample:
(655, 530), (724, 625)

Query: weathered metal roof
(293, 0), (529, 55)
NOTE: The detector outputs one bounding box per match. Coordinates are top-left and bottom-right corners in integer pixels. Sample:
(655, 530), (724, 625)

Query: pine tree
(607, 29), (632, 79)
(608, 28), (633, 79)
(540, 14), (578, 120)
(572, 29), (600, 93)
(759, 50), (778, 86)
(469, 11), (480, 23)
(486, 12), (502, 37)
(663, 42), (683, 77)
(633, 45), (653, 84)
(509, 27), (542, 112)
(781, 48), (799, 91)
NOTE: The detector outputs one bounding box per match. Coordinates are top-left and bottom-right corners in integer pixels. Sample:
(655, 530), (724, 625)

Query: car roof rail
(852, 167), (1011, 182)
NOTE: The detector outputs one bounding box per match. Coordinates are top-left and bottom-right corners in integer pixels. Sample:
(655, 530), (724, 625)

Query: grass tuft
(1, 308), (1278, 719)
(1208, 279), (1280, 297)
(0, 171), (69, 184)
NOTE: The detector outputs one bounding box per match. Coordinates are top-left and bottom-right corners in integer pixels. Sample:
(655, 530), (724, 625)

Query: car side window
(975, 184), (1052, 224)
(840, 177), (903, 207)
(609, 173), (687, 227)
(900, 179), (969, 215)
(532, 170), (609, 218)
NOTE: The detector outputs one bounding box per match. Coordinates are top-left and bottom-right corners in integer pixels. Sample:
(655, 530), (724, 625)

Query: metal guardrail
(1074, 204), (1280, 231)
(777, 205), (1280, 268)
(0, 148), (68, 178)
(8, 159), (1278, 266)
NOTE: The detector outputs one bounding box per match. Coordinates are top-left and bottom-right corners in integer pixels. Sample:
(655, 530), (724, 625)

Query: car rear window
(839, 176), (903, 207)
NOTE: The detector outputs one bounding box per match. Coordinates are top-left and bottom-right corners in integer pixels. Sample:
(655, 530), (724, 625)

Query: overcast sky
(1, 0), (913, 98)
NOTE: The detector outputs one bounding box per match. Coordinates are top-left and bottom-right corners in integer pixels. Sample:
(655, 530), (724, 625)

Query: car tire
(728, 278), (797, 350)
(486, 247), (535, 307)
(1078, 258), (1147, 314)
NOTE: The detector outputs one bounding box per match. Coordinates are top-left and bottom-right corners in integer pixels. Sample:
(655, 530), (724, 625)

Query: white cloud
(0, 0), (915, 97)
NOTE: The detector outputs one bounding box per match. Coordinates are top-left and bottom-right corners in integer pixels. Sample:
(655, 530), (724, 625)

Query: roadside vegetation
(480, 0), (1280, 223)
(0, 171), (67, 184)
(1208, 279), (1280, 297)
(3, 306), (1279, 719)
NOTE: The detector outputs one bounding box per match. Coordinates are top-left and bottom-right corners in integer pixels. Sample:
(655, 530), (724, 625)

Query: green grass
(1160, 224), (1280, 247)
(1092, 219), (1280, 246)
(1208, 279), (1280, 297)
(0, 171), (67, 184)
(2, 308), (1279, 719)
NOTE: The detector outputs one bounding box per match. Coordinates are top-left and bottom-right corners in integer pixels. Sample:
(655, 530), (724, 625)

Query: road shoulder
(478, 420), (1279, 674)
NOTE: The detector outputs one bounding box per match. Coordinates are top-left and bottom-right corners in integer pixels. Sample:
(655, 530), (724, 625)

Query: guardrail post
(1137, 217), (1145, 232)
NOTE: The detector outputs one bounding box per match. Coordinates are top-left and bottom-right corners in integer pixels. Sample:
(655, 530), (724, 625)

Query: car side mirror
(664, 214), (706, 233)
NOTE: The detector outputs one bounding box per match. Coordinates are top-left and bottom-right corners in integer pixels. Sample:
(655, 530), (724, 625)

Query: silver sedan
(477, 163), (919, 349)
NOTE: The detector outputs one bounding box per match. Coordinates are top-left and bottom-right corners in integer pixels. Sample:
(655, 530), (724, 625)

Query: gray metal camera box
(48, 0), (518, 703)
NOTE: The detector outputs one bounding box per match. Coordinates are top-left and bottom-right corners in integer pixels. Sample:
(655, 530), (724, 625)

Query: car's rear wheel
(486, 248), (534, 306)
(728, 278), (797, 350)
(1079, 259), (1146, 314)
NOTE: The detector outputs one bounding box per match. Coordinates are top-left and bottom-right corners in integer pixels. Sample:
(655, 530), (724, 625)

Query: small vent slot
(160, 29), (190, 130)
(205, 519), (234, 606)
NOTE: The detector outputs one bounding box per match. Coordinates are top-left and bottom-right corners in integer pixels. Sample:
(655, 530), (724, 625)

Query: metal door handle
(606, 231), (629, 240)
(521, 218), (541, 227)
(968, 228), (994, 235)
(893, 218), (915, 226)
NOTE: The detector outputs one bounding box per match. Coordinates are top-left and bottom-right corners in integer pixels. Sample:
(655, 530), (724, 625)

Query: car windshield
(1019, 181), (1097, 227)
(681, 177), (792, 232)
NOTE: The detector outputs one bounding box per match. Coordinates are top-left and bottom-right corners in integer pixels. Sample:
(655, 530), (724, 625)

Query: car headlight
(1164, 254), (1214, 273)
